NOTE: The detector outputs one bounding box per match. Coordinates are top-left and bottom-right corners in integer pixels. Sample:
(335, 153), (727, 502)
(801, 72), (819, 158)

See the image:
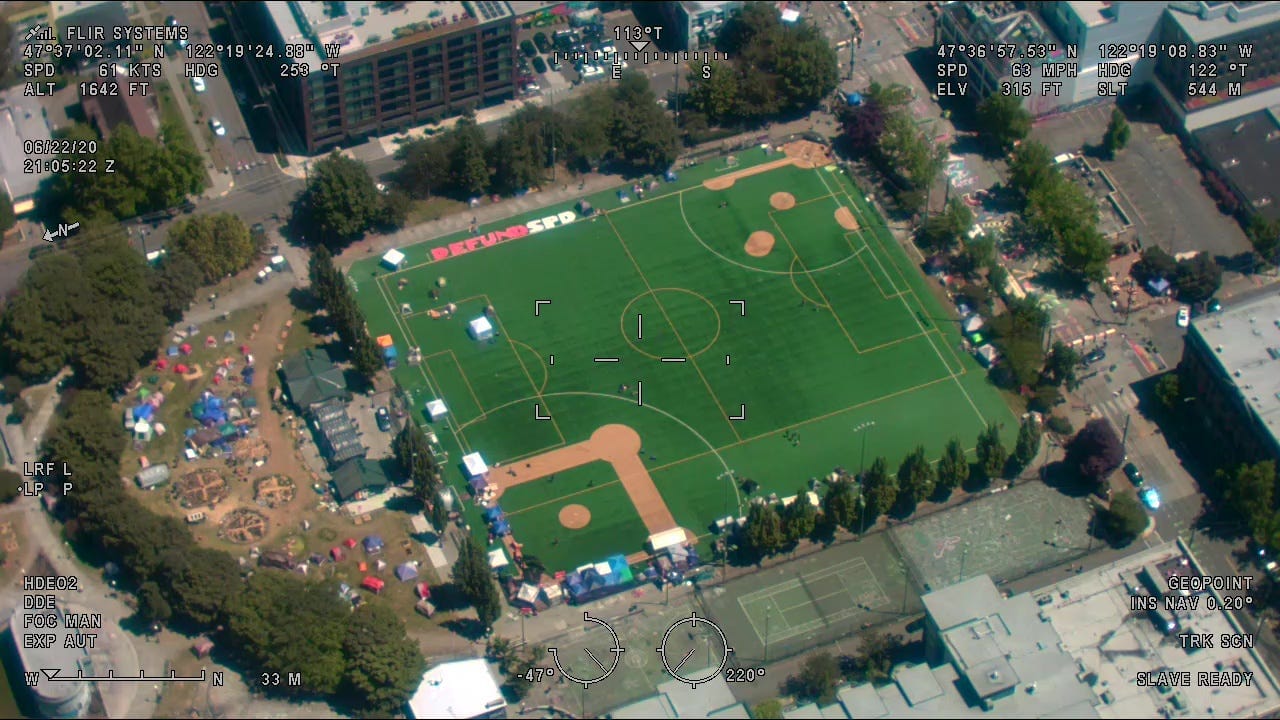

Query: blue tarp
(565, 554), (637, 604)
(363, 535), (384, 552)
(132, 404), (155, 421)
(383, 346), (398, 359)
(483, 506), (504, 522)
(664, 170), (678, 182)
(1148, 277), (1171, 295)
(492, 520), (511, 536)
(845, 92), (864, 106)
(167, 346), (180, 357)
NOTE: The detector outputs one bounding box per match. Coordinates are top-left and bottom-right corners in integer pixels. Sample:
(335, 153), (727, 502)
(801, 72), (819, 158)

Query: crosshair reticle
(547, 612), (624, 688)
(657, 612), (733, 688)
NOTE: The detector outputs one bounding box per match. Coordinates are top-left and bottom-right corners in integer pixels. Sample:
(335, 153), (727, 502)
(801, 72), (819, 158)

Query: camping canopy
(362, 535), (385, 553)
(381, 249), (405, 270)
(376, 334), (394, 348)
(482, 506), (504, 522)
(426, 399), (448, 421)
(492, 520), (511, 536)
(395, 563), (419, 582)
(462, 452), (488, 478)
(962, 315), (985, 334)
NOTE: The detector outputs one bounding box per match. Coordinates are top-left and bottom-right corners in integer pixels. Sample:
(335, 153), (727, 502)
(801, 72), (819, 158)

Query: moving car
(1123, 462), (1143, 487)
(375, 407), (392, 432)
(209, 118), (226, 137)
(1140, 487), (1162, 510)
(1176, 306), (1190, 328)
(191, 76), (206, 93)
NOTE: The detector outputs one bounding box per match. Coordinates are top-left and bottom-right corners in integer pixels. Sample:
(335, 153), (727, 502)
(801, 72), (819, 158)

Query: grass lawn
(352, 151), (1016, 572)
(496, 461), (649, 570)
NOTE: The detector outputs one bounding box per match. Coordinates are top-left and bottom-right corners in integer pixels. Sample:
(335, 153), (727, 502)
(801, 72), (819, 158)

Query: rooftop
(331, 457), (393, 502)
(941, 1), (1064, 75)
(609, 671), (746, 718)
(9, 605), (93, 706)
(1192, 108), (1280, 221)
(266, 0), (512, 71)
(1038, 540), (1280, 718)
(280, 348), (348, 408)
(0, 88), (53, 208)
(1187, 291), (1280, 449)
(1067, 1), (1118, 27)
(1164, 0), (1280, 43)
(406, 658), (505, 719)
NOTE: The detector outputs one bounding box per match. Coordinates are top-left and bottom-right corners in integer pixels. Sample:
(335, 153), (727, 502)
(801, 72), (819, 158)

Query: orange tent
(376, 335), (394, 348)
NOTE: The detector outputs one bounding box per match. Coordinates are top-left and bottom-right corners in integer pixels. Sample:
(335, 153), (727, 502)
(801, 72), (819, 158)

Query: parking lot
(1029, 104), (1250, 259)
(346, 390), (397, 461)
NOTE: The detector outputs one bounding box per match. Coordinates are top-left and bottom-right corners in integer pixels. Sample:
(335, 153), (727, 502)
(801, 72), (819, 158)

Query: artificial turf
(353, 151), (1016, 571)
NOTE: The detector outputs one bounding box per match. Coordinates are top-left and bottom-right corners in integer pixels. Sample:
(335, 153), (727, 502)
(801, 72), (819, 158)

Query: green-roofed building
(331, 457), (395, 504)
(280, 349), (348, 410)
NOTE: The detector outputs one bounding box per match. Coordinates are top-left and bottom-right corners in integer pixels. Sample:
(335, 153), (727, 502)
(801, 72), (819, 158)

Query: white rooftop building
(406, 658), (506, 719)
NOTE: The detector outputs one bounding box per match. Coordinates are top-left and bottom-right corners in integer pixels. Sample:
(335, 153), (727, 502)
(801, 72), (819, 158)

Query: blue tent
(492, 520), (511, 536)
(362, 535), (385, 553)
(167, 346), (180, 357)
(482, 506), (504, 522)
(395, 562), (419, 582)
(1147, 277), (1171, 296)
(664, 170), (678, 182)
(845, 92), (864, 106)
(132, 404), (155, 421)
(383, 346), (398, 359)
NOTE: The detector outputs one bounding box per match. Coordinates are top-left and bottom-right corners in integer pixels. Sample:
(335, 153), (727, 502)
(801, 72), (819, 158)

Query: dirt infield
(835, 207), (860, 230)
(770, 192), (796, 210)
(493, 424), (679, 535)
(559, 504), (591, 529)
(745, 231), (776, 258)
(702, 140), (835, 190)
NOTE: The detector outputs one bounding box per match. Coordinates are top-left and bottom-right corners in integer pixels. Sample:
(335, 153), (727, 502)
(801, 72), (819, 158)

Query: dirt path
(492, 425), (678, 535)
(701, 140), (835, 190)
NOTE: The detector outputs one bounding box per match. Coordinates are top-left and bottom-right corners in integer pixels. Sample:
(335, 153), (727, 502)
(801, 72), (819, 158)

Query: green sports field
(351, 148), (1016, 572)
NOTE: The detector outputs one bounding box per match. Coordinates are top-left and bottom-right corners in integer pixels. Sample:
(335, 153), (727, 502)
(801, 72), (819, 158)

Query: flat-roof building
(609, 671), (748, 717)
(8, 604), (94, 718)
(1189, 107), (1280, 222)
(406, 658), (506, 719)
(227, 1), (518, 154)
(0, 87), (54, 216)
(1179, 291), (1280, 464)
(654, 1), (743, 51)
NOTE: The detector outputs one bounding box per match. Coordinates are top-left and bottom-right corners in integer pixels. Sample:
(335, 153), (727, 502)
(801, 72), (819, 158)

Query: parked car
(1082, 347), (1106, 366)
(1176, 305), (1190, 328)
(1123, 462), (1143, 487)
(1140, 487), (1162, 510)
(375, 407), (392, 432)
(191, 76), (206, 93)
(209, 118), (226, 137)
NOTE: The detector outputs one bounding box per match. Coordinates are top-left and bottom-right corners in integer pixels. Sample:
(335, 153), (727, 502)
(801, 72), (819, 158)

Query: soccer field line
(420, 349), (489, 420)
(768, 213), (867, 357)
(373, 273), (472, 452)
(817, 171), (989, 429)
(509, 338), (551, 395)
(788, 255), (835, 310)
(501, 479), (623, 518)
(604, 213), (743, 443)
(475, 294), (568, 447)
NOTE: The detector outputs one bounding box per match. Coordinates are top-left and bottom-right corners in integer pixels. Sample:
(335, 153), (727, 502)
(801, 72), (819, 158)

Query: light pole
(853, 421), (877, 476)
(764, 607), (771, 662)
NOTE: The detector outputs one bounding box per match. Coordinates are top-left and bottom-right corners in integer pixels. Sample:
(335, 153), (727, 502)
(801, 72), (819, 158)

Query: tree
(151, 252), (204, 322)
(744, 502), (786, 558)
(155, 546), (241, 627)
(167, 213), (256, 284)
(394, 135), (454, 199)
(862, 457), (898, 521)
(1100, 492), (1148, 544)
(450, 113), (492, 197)
(298, 152), (381, 251)
(1155, 373), (1181, 411)
(452, 535), (502, 631)
(753, 700), (785, 719)
(1246, 214), (1280, 266)
(842, 630), (904, 684)
(394, 423), (441, 506)
(1132, 246), (1178, 284)
(340, 604), (425, 717)
(225, 571), (349, 696)
(988, 296), (1050, 390)
(137, 581), (172, 625)
(1219, 461), (1277, 536)
(822, 478), (860, 532)
(936, 438), (969, 499)
(0, 189), (14, 232)
(976, 94), (1031, 156)
(975, 423), (1007, 483)
(789, 651), (841, 704)
(919, 198), (973, 252)
(1013, 416), (1042, 470)
(380, 190), (413, 231)
(773, 30), (839, 112)
(1102, 108), (1131, 158)
(486, 636), (545, 701)
(1057, 224), (1112, 282)
(1043, 341), (1080, 390)
(839, 98), (887, 156)
(608, 72), (680, 172)
(782, 494), (818, 544)
(1007, 141), (1055, 197)
(350, 331), (383, 382)
(1066, 419), (1125, 486)
(1174, 253), (1222, 304)
(0, 20), (14, 88)
(895, 446), (935, 514)
(686, 62), (741, 123)
(0, 469), (19, 504)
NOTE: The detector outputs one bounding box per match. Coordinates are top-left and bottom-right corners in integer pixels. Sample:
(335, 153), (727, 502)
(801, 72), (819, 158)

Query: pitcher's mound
(835, 207), (859, 230)
(559, 504), (591, 529)
(745, 231), (775, 258)
(770, 192), (796, 210)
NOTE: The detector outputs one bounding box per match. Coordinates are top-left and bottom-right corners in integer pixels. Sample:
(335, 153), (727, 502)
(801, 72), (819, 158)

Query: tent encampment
(395, 563), (419, 582)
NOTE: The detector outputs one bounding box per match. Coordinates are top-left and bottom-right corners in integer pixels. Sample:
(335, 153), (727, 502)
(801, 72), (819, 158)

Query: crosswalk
(1088, 388), (1140, 434)
(851, 56), (909, 88)
(1052, 316), (1117, 348)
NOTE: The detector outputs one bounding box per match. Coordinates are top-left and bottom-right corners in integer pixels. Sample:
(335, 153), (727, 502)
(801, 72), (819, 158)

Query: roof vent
(1027, 683), (1038, 695)
(989, 671), (1001, 682)
(1217, 346), (1224, 353)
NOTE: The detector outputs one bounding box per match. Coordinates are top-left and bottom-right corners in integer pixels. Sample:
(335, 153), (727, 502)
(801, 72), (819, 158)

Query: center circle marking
(621, 288), (721, 361)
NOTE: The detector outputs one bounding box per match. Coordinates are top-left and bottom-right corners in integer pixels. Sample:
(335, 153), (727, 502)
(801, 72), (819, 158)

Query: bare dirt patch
(835, 207), (860, 230)
(701, 140), (834, 191)
(219, 507), (268, 544)
(175, 468), (230, 509)
(493, 424), (679, 536)
(745, 231), (776, 258)
(770, 192), (796, 210)
(702, 158), (792, 190)
(254, 474), (296, 508)
(558, 504), (591, 530)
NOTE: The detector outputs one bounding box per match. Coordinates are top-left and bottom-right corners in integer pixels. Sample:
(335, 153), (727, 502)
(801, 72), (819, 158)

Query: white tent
(976, 344), (1000, 367)
(426, 399), (448, 421)
(647, 528), (686, 552)
(381, 249), (406, 270)
(963, 315), (985, 334)
(462, 452), (489, 478)
(468, 316), (494, 341)
(488, 548), (509, 569)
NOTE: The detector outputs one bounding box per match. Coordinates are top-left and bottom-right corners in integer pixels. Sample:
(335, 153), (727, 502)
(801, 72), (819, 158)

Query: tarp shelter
(488, 548), (509, 569)
(381, 249), (406, 270)
(665, 170), (678, 182)
(395, 562), (419, 582)
(383, 345), (398, 367)
(270, 255), (286, 270)
(845, 92), (864, 106)
(564, 555), (635, 604)
(330, 546), (345, 561)
(134, 419), (153, 441)
(515, 583), (540, 607)
(647, 528), (686, 553)
(963, 315), (985, 334)
(462, 452), (488, 478)
(133, 404), (155, 422)
(482, 506), (504, 523)
(1148, 277), (1171, 296)
(426, 399), (448, 421)
(976, 344), (1000, 367)
(468, 316), (494, 341)
(780, 7), (800, 22)
(492, 520), (511, 536)
(376, 334), (394, 348)
(135, 464), (170, 489)
(468, 476), (489, 494)
(361, 576), (385, 594)
(363, 535), (385, 554)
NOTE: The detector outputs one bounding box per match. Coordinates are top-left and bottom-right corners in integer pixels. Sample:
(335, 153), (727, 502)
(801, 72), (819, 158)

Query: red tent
(343, 538), (358, 548)
(416, 582), (431, 599)
(155, 359), (169, 370)
(179, 343), (193, 355)
(330, 547), (345, 561)
(174, 364), (189, 374)
(361, 576), (384, 594)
